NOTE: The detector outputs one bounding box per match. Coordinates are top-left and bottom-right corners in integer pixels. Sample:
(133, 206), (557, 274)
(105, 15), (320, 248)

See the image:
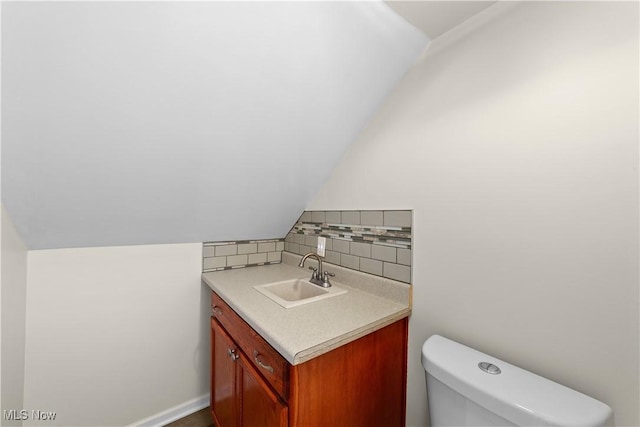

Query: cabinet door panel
(289, 319), (408, 427)
(239, 355), (288, 427)
(212, 292), (289, 399)
(211, 318), (239, 427)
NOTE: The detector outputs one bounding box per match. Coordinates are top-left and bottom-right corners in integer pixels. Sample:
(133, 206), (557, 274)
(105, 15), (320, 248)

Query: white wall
(1, 206), (29, 426)
(1, 1), (426, 250)
(310, 2), (639, 426)
(23, 243), (208, 426)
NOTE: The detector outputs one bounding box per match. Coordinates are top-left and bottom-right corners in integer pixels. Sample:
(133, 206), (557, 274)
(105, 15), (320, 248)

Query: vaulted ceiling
(385, 1), (495, 39)
(2, 1), (427, 249)
(2, 1), (494, 250)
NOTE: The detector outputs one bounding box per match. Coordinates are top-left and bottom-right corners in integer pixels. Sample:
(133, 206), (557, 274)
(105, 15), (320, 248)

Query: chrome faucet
(298, 252), (334, 288)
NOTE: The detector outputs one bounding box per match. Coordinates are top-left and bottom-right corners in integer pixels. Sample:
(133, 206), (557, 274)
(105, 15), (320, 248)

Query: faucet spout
(298, 252), (323, 276)
(298, 252), (331, 287)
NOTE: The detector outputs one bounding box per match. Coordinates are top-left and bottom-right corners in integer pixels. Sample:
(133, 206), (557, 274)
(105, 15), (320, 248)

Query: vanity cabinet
(210, 320), (239, 427)
(210, 291), (408, 427)
(211, 319), (287, 427)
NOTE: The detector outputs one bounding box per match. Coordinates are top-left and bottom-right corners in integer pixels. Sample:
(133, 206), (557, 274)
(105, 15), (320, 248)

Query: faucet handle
(322, 271), (335, 286)
(308, 266), (319, 280)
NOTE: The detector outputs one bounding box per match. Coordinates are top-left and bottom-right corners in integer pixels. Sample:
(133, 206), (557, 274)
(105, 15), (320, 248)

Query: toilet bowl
(421, 335), (613, 426)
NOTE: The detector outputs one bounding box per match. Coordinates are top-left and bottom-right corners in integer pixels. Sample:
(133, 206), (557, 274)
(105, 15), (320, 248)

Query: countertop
(201, 252), (411, 365)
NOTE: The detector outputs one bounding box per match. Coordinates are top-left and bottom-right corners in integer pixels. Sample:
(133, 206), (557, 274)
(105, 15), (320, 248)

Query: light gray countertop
(201, 252), (411, 365)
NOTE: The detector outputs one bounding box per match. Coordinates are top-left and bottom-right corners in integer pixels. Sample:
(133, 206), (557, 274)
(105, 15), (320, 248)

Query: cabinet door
(211, 318), (239, 427)
(238, 353), (288, 427)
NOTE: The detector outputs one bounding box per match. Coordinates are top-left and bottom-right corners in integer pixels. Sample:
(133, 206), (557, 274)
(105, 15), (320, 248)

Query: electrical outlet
(317, 237), (326, 257)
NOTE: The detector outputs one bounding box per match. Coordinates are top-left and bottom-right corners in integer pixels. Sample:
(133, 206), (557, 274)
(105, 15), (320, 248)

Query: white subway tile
(325, 211), (341, 223)
(248, 253), (267, 264)
(311, 211), (326, 223)
(203, 256), (226, 269)
(288, 243), (300, 254)
(215, 245), (237, 256)
(340, 254), (360, 270)
(397, 248), (412, 266)
(227, 254), (248, 267)
(238, 243), (257, 254)
(324, 250), (340, 265)
(383, 211), (411, 227)
(350, 241), (371, 258)
(267, 252), (282, 262)
(371, 244), (396, 262)
(383, 263), (411, 283)
(332, 239), (350, 254)
(341, 211), (360, 225)
(361, 211), (383, 226)
(360, 258), (383, 276)
(258, 242), (276, 253)
(305, 235), (318, 247)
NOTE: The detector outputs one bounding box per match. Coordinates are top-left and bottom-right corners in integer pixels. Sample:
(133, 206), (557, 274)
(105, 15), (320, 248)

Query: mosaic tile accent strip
(203, 239), (284, 272)
(284, 210), (412, 284)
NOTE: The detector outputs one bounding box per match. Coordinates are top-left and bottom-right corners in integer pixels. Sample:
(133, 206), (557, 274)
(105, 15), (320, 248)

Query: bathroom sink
(254, 279), (347, 308)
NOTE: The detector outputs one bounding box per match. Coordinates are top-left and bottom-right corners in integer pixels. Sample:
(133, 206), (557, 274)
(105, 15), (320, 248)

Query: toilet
(421, 335), (613, 426)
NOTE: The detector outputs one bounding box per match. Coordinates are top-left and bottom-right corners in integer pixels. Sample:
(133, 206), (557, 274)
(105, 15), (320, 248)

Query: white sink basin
(254, 278), (347, 308)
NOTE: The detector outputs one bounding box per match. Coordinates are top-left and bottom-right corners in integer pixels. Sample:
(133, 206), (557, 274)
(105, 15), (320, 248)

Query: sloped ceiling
(1, 1), (428, 249)
(385, 1), (496, 39)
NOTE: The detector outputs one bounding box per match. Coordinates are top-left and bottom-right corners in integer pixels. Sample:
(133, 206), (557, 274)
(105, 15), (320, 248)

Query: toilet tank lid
(421, 335), (612, 427)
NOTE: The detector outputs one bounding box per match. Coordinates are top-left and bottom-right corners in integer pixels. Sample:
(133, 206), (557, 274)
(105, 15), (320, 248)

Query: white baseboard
(128, 394), (209, 427)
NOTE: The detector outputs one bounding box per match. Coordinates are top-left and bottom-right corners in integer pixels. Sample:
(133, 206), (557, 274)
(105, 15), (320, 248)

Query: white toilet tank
(421, 335), (613, 426)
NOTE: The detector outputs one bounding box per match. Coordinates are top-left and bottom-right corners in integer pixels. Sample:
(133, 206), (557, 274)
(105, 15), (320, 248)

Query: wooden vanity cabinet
(211, 319), (287, 427)
(238, 350), (288, 427)
(210, 291), (407, 427)
(210, 320), (239, 427)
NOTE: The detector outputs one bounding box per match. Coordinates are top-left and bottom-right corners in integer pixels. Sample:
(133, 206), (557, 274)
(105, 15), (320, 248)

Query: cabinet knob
(228, 348), (239, 361)
(253, 350), (274, 373)
(212, 306), (223, 317)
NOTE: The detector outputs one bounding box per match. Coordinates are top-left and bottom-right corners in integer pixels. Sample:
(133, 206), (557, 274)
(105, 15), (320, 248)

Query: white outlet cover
(317, 237), (326, 257)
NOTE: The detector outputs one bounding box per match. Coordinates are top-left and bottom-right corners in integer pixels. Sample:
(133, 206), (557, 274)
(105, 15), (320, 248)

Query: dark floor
(165, 407), (214, 427)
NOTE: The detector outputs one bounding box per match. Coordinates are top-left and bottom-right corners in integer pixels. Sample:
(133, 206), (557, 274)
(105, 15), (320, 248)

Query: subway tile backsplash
(284, 210), (412, 284)
(202, 210), (412, 284)
(203, 239), (284, 272)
